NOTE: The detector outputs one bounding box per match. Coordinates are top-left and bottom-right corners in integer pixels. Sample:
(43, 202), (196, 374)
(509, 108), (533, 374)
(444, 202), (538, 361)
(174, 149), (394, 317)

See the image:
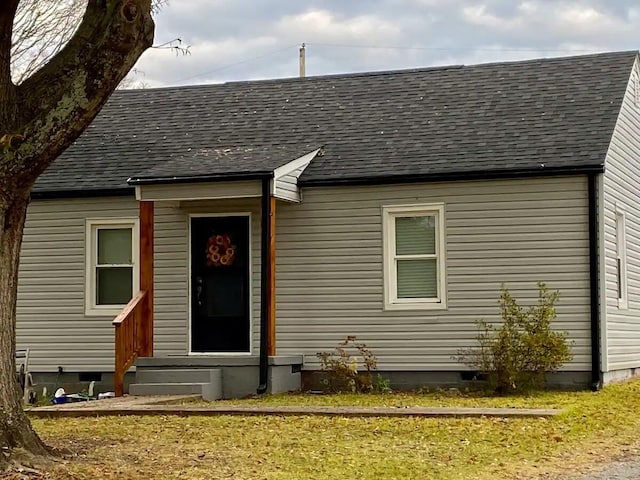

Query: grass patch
(29, 380), (640, 479)
(207, 387), (589, 409)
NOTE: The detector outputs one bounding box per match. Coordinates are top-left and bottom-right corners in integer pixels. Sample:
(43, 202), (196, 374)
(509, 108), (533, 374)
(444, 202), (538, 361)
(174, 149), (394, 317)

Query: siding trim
(597, 174), (608, 373)
(84, 217), (140, 317)
(273, 148), (321, 180)
(602, 56), (640, 373)
(272, 148), (321, 203)
(382, 203), (447, 310)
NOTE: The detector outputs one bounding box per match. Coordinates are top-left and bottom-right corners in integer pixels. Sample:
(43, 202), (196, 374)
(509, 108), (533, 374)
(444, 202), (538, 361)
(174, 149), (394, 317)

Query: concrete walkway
(28, 395), (561, 418)
(559, 452), (640, 480)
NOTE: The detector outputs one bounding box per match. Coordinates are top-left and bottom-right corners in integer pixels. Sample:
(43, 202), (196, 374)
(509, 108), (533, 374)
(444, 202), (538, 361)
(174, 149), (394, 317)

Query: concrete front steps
(129, 368), (223, 400)
(129, 355), (303, 400)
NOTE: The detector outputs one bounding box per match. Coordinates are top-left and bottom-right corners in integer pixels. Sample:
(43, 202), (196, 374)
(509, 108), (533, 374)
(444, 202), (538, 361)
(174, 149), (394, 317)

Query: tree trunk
(0, 192), (49, 468)
(0, 0), (154, 471)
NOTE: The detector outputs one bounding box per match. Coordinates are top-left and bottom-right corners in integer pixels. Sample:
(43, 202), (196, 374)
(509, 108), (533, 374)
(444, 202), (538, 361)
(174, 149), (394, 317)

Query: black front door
(190, 216), (250, 353)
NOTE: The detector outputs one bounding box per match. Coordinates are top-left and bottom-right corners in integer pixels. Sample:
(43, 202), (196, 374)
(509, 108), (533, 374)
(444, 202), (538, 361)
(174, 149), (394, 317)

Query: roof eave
(31, 187), (134, 200)
(127, 170), (274, 186)
(299, 164), (605, 188)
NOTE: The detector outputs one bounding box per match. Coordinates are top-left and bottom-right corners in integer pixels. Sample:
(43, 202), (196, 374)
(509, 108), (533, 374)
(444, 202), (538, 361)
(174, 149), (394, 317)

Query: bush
(316, 336), (380, 393)
(457, 282), (573, 394)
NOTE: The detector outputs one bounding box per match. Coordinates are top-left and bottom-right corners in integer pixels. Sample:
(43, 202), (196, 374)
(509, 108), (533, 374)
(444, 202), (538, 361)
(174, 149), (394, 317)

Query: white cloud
(461, 5), (516, 30)
(273, 9), (401, 44)
(459, 1), (638, 44)
(553, 5), (617, 34)
(130, 0), (640, 87)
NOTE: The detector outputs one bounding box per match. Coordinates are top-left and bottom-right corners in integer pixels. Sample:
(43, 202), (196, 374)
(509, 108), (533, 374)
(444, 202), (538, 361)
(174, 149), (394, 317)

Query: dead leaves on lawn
(22, 380), (640, 479)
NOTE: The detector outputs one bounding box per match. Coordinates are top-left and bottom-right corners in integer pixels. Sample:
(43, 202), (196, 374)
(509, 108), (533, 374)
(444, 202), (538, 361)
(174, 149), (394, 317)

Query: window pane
(397, 259), (437, 298)
(97, 267), (133, 305)
(98, 228), (132, 265)
(396, 216), (436, 255)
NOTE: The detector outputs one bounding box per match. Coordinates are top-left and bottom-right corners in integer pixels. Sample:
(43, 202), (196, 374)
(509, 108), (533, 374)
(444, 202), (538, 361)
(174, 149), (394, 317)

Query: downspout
(588, 173), (603, 391)
(257, 177), (271, 394)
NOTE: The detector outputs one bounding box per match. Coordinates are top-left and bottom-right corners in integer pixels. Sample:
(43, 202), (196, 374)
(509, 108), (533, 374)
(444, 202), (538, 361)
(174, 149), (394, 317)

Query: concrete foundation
(602, 367), (640, 385)
(26, 365), (596, 402)
(28, 371), (135, 402)
(302, 370), (592, 392)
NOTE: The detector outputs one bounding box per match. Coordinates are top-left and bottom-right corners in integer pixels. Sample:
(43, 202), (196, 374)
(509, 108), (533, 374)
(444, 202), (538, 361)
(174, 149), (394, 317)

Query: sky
(132, 0), (640, 87)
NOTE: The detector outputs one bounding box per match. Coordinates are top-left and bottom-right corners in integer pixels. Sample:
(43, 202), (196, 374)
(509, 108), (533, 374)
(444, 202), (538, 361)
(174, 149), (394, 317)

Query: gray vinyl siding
(274, 167), (304, 202)
(17, 196), (262, 372)
(17, 176), (591, 373)
(17, 197), (139, 372)
(602, 57), (640, 372)
(276, 176), (591, 371)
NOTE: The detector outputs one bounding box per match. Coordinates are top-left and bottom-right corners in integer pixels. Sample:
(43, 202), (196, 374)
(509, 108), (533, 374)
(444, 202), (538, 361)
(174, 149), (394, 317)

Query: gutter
(257, 177), (271, 394)
(34, 171), (274, 198)
(588, 173), (603, 391)
(31, 187), (134, 200)
(32, 165), (604, 199)
(127, 171), (273, 186)
(299, 165), (605, 188)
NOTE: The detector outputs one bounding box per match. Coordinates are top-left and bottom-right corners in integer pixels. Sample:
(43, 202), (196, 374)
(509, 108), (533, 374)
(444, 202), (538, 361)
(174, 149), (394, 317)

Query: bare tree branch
(8, 0), (155, 189)
(11, 0), (87, 84)
(154, 38), (191, 56)
(11, 0), (168, 84)
(0, 1), (21, 127)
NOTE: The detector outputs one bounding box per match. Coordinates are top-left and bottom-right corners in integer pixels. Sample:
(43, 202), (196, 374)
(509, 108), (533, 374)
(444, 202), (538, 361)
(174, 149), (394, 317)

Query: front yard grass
(29, 380), (640, 480)
(209, 386), (590, 409)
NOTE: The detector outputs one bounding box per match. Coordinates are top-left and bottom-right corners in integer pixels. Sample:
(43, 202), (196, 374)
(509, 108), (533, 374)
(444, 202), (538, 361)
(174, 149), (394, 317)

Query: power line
(305, 42), (597, 53)
(173, 42), (604, 84)
(175, 44), (298, 83)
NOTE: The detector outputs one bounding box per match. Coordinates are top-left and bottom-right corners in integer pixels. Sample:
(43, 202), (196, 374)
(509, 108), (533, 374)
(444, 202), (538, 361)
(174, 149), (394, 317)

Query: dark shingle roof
(128, 145), (321, 184)
(33, 50), (637, 195)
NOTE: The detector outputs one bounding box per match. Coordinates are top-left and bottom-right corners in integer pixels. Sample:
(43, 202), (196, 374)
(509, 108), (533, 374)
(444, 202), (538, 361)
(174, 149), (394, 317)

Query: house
(17, 50), (640, 398)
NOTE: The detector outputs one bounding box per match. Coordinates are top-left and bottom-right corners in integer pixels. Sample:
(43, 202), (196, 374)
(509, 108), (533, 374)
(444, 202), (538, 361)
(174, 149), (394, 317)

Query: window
(383, 204), (446, 310)
(85, 219), (139, 316)
(616, 210), (628, 309)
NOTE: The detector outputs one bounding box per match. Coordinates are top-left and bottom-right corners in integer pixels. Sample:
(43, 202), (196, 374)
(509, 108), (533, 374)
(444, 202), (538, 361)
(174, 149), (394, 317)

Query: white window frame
(85, 218), (139, 316)
(616, 209), (628, 310)
(382, 203), (446, 310)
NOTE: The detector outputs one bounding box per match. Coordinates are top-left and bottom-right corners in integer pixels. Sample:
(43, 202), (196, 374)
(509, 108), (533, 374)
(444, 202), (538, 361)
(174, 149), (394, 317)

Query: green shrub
(316, 336), (379, 393)
(457, 282), (573, 394)
(374, 373), (392, 394)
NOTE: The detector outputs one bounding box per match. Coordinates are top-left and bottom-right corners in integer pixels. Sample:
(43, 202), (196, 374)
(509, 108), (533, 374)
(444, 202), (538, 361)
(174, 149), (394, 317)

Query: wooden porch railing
(112, 290), (149, 397)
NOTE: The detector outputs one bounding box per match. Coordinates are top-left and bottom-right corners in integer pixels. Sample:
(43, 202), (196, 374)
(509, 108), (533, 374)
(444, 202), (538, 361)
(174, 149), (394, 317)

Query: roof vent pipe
(299, 43), (306, 78)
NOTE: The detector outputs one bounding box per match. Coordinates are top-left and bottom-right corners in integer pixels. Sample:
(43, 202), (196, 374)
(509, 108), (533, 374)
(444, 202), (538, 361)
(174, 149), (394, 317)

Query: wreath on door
(206, 233), (237, 267)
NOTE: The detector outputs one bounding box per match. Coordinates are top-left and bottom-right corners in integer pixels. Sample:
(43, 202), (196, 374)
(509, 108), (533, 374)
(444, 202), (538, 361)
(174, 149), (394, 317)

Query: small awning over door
(128, 145), (322, 203)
